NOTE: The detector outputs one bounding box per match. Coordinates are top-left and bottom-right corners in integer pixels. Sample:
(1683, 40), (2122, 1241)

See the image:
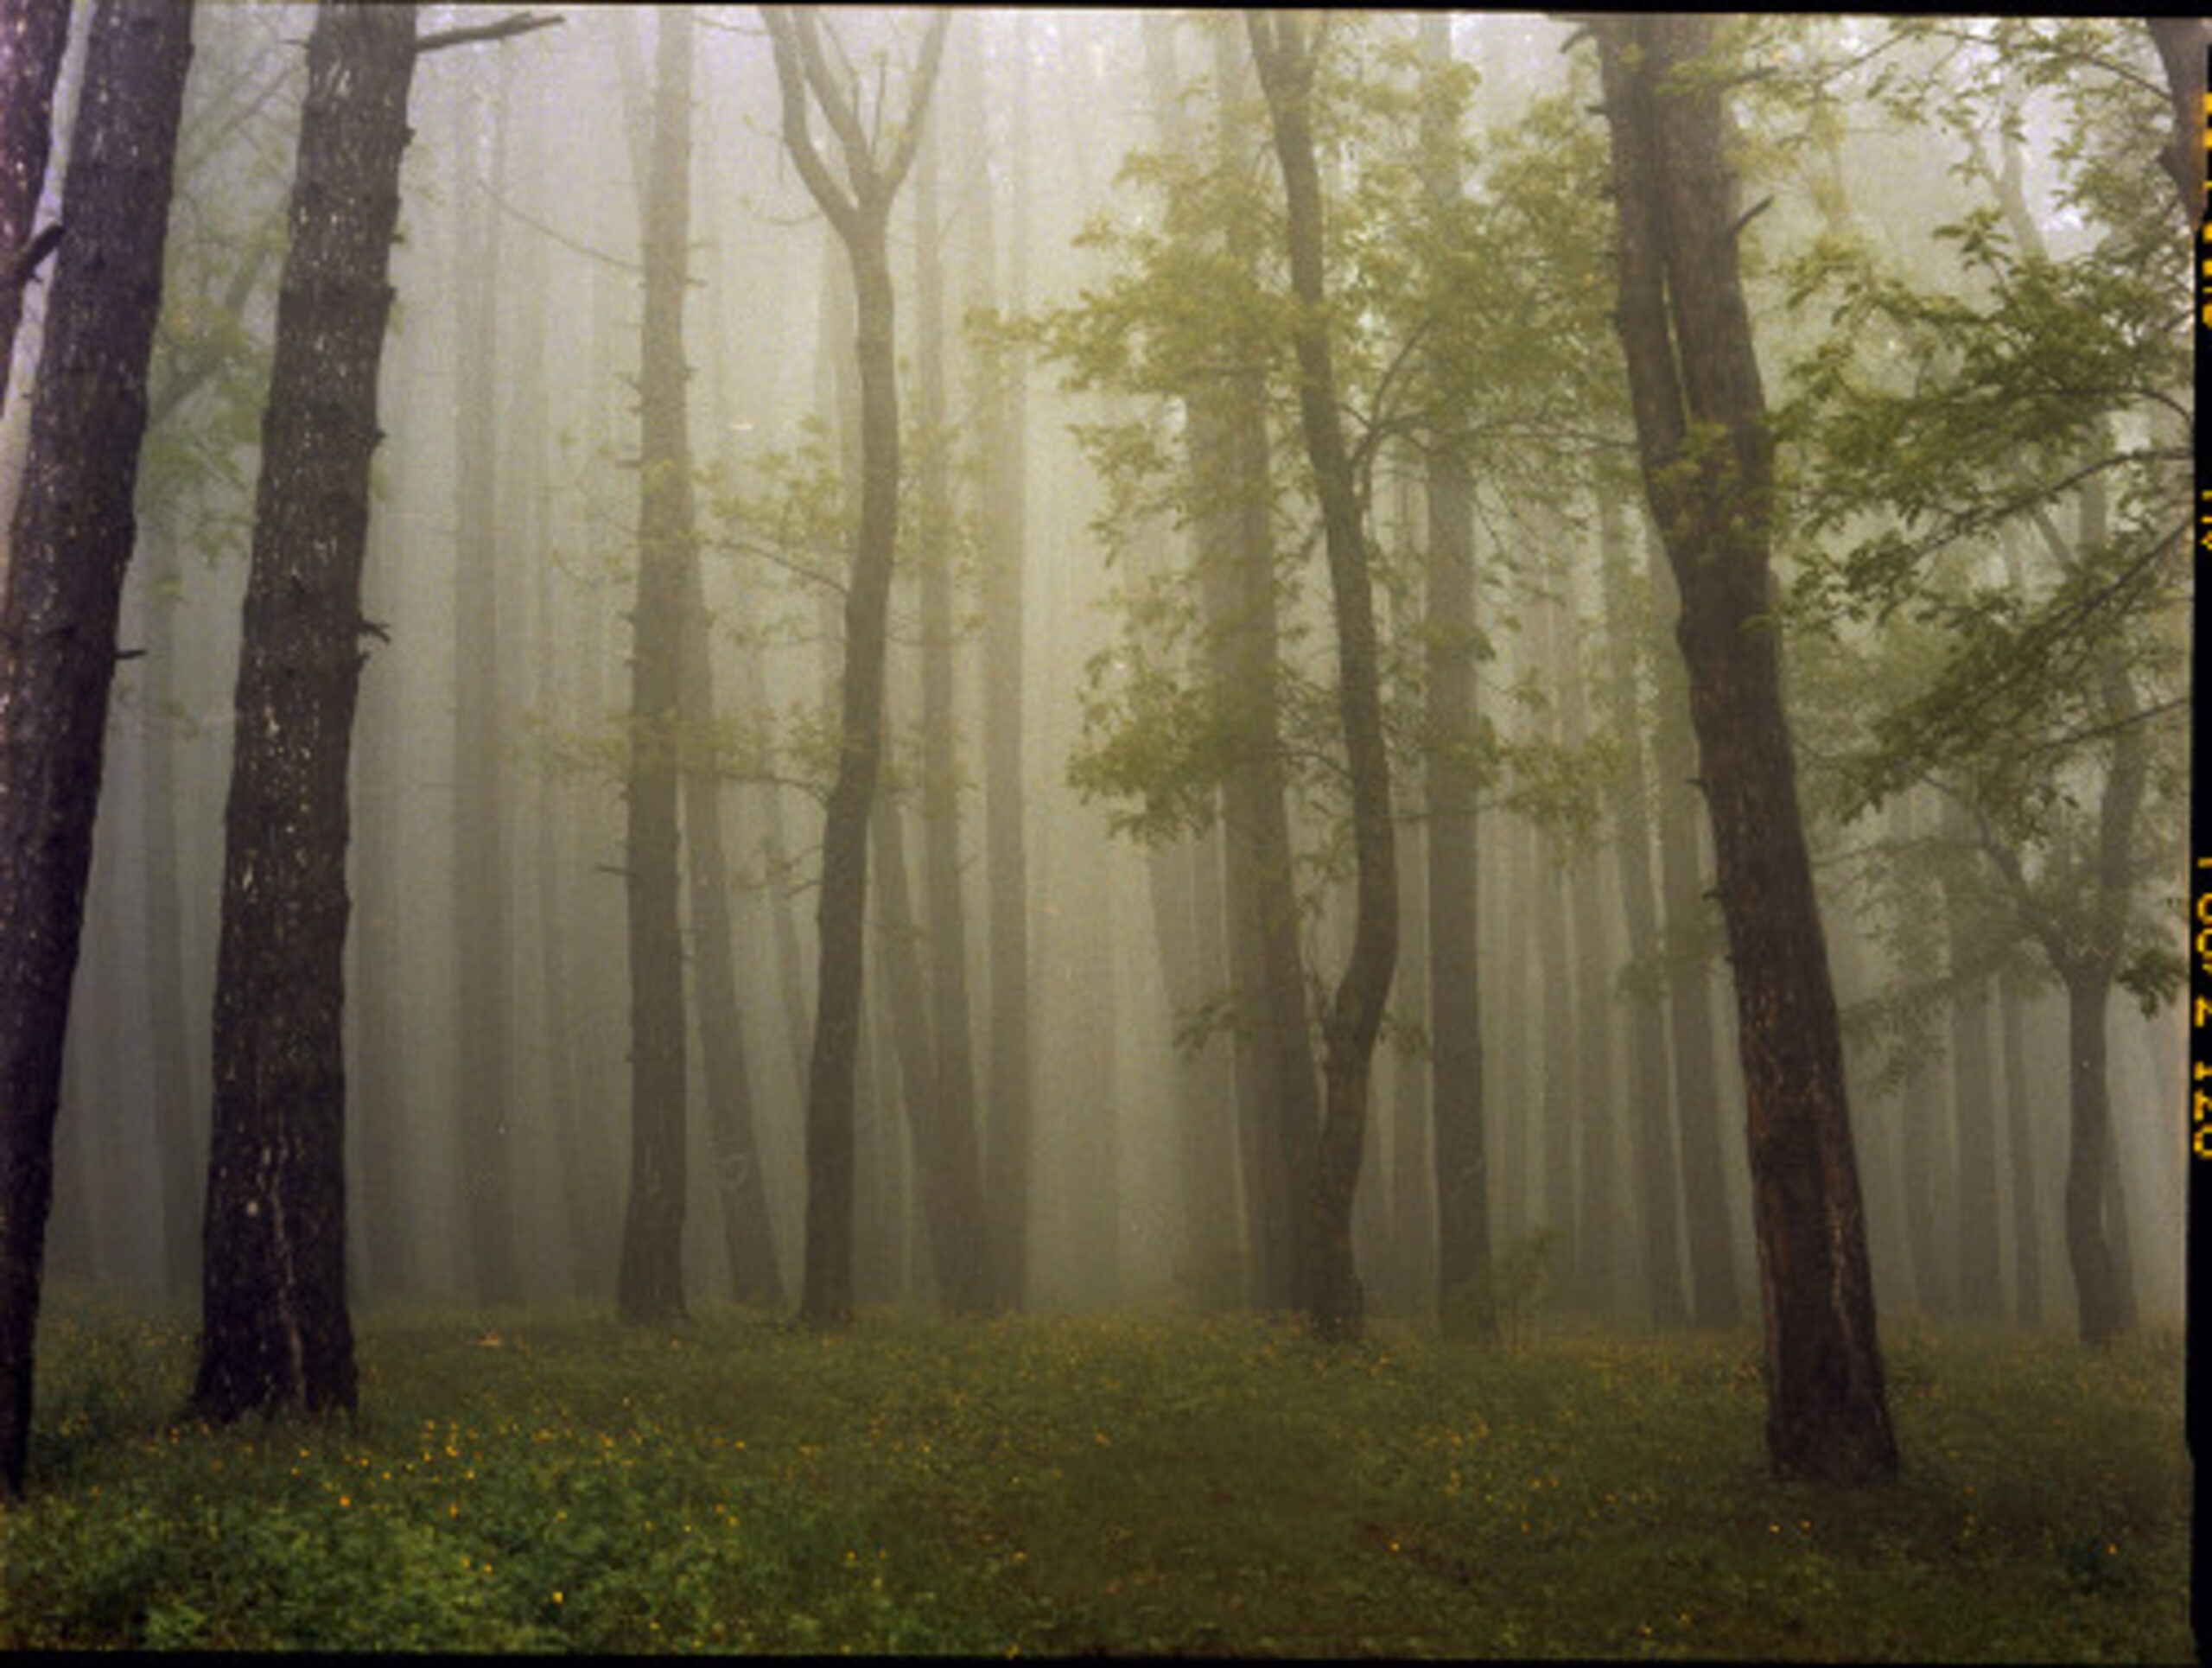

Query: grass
(0, 1288), (2190, 1658)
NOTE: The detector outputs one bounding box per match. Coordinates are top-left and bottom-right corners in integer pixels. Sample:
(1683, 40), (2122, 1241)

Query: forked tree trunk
(764, 5), (950, 1330)
(1593, 12), (1896, 1483)
(1248, 11), (1398, 1343)
(195, 0), (415, 1425)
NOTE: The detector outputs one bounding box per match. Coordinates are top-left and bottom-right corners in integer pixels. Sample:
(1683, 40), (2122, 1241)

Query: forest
(0, 4), (2195, 1657)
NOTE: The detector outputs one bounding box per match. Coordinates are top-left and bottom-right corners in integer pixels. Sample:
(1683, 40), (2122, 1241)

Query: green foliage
(3, 1292), (2190, 1658)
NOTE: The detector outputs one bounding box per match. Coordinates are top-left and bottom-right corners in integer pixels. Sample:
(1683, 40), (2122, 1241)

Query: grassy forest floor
(0, 1288), (2190, 1658)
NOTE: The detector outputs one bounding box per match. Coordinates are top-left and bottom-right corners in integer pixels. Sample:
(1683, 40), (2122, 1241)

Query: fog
(10, 6), (2187, 1337)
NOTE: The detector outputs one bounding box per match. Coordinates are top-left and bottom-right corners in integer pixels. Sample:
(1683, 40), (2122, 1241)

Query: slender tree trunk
(616, 4), (693, 1326)
(1248, 10), (1398, 1343)
(195, 0), (413, 1426)
(1599, 489), (1686, 1327)
(1419, 15), (1490, 1334)
(1594, 13), (1895, 1482)
(2060, 962), (2125, 1344)
(1645, 525), (1740, 1328)
(0, 0), (71, 416)
(449, 54), (521, 1308)
(764, 5), (950, 1330)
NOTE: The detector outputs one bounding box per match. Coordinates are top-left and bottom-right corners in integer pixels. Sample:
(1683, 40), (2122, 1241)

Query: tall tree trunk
(194, 0), (412, 1426)
(1593, 13), (1895, 1482)
(449, 52), (521, 1308)
(1, 0), (190, 1495)
(1645, 525), (1740, 1327)
(616, 3), (693, 1326)
(1599, 489), (1686, 1327)
(1248, 10), (1398, 1344)
(764, 5), (949, 1330)
(1417, 15), (1490, 1339)
(0, 0), (71, 415)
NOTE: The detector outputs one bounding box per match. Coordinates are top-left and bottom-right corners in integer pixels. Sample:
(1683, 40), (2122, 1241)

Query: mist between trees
(0, 6), (2192, 1496)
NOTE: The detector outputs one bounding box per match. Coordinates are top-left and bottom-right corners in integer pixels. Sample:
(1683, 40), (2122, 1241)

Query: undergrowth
(0, 1289), (2190, 1658)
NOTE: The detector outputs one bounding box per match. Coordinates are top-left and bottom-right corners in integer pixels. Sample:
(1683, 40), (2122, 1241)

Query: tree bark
(764, 5), (949, 1330)
(0, 0), (71, 416)
(1248, 10), (1398, 1344)
(1593, 13), (1895, 1482)
(194, 0), (410, 1426)
(616, 3), (694, 1326)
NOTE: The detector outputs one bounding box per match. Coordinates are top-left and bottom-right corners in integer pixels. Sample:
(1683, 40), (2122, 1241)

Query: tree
(193, 1), (560, 1421)
(1414, 10), (1493, 1339)
(617, 2), (695, 1326)
(191, 0), (412, 1423)
(1590, 13), (1897, 1482)
(0, 0), (194, 1501)
(0, 0), (71, 414)
(1773, 19), (2189, 1345)
(763, 4), (950, 1330)
(1247, 10), (1399, 1342)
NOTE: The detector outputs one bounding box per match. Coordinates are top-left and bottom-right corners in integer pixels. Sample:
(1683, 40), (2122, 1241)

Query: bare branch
(416, 10), (563, 57)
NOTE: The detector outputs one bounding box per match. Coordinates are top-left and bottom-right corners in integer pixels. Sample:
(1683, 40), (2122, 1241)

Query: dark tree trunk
(2061, 965), (2125, 1344)
(1646, 527), (1741, 1327)
(1248, 10), (1398, 1345)
(616, 4), (694, 1327)
(448, 54), (522, 1308)
(0, 0), (70, 414)
(1593, 13), (1896, 1482)
(194, 0), (412, 1426)
(1599, 490), (1687, 1328)
(764, 5), (949, 1330)
(1417, 16), (1491, 1338)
